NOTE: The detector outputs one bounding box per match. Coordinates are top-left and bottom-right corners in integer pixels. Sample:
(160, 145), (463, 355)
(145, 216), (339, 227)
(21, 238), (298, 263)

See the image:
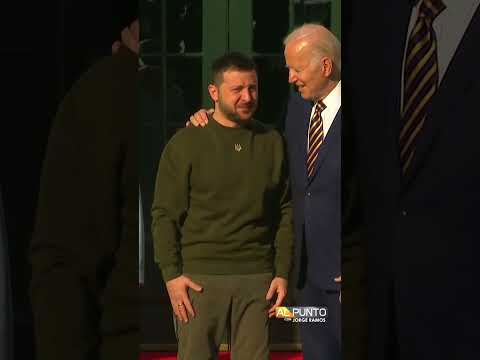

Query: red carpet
(140, 352), (303, 360)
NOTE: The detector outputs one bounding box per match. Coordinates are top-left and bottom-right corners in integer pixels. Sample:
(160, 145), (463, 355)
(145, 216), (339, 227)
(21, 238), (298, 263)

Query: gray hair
(284, 23), (341, 72)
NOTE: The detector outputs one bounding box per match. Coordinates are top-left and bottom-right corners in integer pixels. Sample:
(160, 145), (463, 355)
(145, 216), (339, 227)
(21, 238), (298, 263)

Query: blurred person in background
(29, 4), (140, 359)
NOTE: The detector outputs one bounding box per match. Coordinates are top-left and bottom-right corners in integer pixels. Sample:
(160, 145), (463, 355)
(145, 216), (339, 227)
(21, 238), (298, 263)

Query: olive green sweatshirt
(151, 117), (293, 282)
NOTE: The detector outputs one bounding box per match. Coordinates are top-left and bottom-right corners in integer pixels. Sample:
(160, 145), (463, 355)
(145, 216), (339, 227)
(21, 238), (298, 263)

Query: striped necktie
(399, 0), (446, 174)
(307, 101), (326, 177)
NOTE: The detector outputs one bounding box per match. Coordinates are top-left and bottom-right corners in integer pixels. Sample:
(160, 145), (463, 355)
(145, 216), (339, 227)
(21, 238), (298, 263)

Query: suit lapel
(378, 1), (414, 185)
(405, 6), (480, 183)
(291, 99), (313, 188)
(296, 100), (313, 187)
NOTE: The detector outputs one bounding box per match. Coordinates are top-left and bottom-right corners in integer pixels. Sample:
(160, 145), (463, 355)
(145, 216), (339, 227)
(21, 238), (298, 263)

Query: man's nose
(288, 70), (297, 84)
(241, 89), (252, 102)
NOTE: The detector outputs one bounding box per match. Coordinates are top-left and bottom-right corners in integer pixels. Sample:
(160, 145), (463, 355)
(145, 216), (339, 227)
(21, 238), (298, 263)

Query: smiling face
(284, 38), (333, 102)
(208, 69), (258, 125)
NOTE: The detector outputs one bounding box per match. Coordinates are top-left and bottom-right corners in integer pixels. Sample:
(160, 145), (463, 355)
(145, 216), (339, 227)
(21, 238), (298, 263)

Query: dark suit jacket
(341, 87), (368, 360)
(284, 92), (341, 291)
(345, 1), (480, 359)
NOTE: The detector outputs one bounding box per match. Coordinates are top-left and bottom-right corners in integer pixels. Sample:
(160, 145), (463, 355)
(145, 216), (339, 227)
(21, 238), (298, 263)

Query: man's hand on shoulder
(185, 108), (214, 128)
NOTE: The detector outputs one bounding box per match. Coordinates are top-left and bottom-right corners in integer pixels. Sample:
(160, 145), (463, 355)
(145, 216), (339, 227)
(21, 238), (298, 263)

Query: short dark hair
(211, 52), (257, 85)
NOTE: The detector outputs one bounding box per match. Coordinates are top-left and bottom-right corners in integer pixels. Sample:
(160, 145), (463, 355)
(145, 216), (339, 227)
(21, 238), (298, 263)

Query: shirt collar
(320, 80), (341, 112)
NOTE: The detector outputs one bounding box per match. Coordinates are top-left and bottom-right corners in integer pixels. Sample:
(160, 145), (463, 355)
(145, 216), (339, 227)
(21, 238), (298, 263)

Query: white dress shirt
(307, 80), (341, 150)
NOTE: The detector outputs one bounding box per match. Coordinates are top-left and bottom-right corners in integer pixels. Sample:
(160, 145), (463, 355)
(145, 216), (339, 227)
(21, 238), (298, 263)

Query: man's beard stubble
(218, 97), (257, 124)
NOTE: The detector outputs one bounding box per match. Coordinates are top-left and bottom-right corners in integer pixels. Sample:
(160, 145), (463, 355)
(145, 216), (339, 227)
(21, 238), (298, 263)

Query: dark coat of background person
(344, 1), (480, 359)
(29, 46), (138, 360)
(341, 90), (368, 360)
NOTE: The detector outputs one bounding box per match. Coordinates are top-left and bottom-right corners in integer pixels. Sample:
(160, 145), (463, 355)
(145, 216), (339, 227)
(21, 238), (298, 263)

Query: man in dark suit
(344, 1), (480, 358)
(282, 24), (342, 360)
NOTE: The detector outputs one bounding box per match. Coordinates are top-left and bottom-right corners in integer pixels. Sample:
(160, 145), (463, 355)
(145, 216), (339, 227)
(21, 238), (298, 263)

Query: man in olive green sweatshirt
(151, 52), (294, 359)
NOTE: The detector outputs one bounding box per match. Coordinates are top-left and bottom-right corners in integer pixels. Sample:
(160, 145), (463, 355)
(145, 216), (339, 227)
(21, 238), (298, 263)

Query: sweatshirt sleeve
(272, 134), (294, 280)
(151, 133), (190, 282)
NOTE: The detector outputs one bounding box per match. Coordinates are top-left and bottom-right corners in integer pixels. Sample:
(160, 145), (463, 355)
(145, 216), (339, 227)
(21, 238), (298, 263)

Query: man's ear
(208, 84), (219, 102)
(322, 57), (333, 77)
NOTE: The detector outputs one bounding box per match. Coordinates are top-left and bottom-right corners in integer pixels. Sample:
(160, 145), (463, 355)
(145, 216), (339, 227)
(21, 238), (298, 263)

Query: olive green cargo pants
(176, 273), (273, 360)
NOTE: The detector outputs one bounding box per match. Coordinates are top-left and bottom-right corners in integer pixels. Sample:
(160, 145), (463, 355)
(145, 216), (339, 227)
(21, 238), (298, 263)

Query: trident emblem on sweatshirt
(234, 144), (242, 152)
